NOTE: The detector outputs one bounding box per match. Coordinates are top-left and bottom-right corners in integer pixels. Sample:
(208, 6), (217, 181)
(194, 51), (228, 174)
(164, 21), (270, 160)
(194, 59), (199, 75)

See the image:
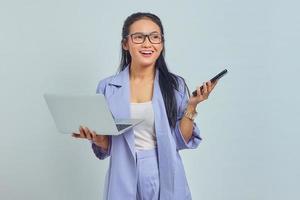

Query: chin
(136, 59), (156, 67)
(140, 62), (156, 68)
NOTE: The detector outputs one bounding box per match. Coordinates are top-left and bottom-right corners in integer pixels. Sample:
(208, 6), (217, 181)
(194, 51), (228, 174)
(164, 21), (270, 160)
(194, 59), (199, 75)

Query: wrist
(186, 103), (197, 112)
(184, 105), (198, 121)
(95, 142), (109, 151)
(93, 136), (109, 150)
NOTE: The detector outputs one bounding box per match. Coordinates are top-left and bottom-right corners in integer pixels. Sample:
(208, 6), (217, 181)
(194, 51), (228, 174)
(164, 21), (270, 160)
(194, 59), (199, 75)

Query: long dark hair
(119, 12), (190, 128)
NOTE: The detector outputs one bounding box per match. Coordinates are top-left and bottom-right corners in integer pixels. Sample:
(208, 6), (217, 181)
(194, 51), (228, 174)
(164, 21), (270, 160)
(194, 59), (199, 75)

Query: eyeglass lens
(131, 33), (162, 44)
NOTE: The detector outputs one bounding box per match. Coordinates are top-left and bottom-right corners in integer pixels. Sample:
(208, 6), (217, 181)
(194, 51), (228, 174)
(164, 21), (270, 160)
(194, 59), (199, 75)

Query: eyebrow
(130, 31), (160, 35)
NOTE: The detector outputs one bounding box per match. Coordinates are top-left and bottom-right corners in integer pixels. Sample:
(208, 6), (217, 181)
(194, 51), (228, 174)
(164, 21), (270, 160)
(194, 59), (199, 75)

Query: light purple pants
(136, 148), (160, 200)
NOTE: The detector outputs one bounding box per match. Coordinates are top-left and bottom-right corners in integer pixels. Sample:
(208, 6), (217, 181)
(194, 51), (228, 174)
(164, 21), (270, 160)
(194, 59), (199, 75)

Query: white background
(1, 0), (299, 199)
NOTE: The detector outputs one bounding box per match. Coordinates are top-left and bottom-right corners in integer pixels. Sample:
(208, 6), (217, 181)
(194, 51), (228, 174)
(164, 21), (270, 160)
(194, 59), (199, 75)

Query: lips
(139, 50), (154, 57)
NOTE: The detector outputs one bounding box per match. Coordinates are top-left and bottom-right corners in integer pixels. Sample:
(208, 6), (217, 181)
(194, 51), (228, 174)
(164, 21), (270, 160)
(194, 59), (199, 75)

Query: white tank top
(130, 101), (157, 151)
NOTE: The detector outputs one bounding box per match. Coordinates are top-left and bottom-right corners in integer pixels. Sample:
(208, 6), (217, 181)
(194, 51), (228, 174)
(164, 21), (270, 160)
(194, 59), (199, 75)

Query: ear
(122, 39), (129, 51)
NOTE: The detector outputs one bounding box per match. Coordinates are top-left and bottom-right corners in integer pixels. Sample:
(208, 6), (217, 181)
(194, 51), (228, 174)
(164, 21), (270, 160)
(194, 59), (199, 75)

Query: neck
(129, 63), (155, 81)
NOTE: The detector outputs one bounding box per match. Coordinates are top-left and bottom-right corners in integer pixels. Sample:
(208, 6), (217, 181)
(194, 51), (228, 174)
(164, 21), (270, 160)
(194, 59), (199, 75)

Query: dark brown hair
(119, 12), (189, 128)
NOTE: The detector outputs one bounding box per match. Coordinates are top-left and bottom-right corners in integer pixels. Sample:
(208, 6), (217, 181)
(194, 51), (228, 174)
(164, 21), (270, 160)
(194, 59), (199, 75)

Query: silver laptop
(44, 93), (143, 135)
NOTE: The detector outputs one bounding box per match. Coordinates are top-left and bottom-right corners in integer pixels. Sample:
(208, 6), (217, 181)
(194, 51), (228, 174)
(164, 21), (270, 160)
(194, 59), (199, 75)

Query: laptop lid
(44, 93), (143, 135)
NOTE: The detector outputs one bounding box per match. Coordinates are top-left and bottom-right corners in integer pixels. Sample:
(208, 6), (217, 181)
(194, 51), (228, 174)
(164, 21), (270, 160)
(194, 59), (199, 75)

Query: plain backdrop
(0, 0), (299, 199)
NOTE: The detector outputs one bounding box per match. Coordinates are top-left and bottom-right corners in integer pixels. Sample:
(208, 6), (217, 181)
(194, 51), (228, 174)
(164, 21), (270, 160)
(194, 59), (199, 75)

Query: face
(123, 19), (164, 68)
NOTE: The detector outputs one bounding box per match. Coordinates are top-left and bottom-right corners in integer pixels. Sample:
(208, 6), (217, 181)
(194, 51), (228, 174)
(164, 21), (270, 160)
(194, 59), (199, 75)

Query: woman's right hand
(72, 126), (109, 151)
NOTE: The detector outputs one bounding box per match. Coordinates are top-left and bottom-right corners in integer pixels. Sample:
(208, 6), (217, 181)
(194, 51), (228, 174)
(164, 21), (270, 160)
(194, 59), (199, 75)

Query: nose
(142, 35), (152, 47)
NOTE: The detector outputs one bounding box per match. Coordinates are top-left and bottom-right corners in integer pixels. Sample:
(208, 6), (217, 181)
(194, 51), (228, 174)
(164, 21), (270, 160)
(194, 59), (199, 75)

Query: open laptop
(44, 93), (143, 135)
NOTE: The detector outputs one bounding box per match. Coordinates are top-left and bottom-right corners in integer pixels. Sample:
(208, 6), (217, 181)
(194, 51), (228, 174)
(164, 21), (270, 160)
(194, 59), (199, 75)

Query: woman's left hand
(188, 80), (218, 106)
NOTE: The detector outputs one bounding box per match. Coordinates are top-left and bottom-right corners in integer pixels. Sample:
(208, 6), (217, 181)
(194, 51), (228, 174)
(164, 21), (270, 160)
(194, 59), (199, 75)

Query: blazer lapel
(105, 66), (136, 159)
(152, 69), (175, 198)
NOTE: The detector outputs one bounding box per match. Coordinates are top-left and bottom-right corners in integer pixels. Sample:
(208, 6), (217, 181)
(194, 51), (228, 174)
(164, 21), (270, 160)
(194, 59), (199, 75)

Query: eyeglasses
(127, 32), (164, 44)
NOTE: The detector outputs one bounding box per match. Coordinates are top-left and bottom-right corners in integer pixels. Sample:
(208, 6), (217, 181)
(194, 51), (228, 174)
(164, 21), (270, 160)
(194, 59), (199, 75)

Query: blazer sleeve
(173, 79), (202, 151)
(91, 137), (112, 160)
(91, 78), (112, 160)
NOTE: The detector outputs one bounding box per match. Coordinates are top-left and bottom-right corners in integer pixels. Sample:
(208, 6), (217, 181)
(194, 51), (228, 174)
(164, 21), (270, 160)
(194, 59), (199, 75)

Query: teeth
(140, 51), (153, 54)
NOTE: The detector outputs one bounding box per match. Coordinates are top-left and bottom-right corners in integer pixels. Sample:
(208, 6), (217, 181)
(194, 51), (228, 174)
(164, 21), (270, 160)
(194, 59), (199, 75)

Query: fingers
(71, 126), (85, 138)
(91, 131), (98, 142)
(72, 133), (81, 138)
(196, 86), (202, 96)
(194, 82), (210, 100)
(202, 80), (218, 95)
(202, 82), (208, 95)
(207, 81), (212, 92)
(197, 82), (208, 99)
(78, 125), (86, 138)
(190, 80), (218, 105)
(84, 127), (93, 140)
(72, 125), (95, 141)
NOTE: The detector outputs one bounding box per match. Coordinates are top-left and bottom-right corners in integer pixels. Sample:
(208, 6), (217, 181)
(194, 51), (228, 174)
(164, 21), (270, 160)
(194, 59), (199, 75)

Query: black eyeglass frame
(126, 32), (164, 44)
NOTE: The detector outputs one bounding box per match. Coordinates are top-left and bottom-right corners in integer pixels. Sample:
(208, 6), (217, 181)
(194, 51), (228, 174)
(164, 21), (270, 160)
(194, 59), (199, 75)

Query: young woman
(72, 12), (217, 200)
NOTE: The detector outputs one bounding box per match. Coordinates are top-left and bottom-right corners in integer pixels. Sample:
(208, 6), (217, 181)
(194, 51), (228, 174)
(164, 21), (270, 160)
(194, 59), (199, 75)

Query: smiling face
(123, 18), (164, 68)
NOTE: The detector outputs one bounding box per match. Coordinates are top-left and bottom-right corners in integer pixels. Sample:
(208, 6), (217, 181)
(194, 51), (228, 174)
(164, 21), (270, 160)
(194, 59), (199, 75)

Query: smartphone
(192, 69), (228, 97)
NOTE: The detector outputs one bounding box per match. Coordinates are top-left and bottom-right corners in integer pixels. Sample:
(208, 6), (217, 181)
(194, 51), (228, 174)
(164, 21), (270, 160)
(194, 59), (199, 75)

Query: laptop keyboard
(116, 124), (131, 131)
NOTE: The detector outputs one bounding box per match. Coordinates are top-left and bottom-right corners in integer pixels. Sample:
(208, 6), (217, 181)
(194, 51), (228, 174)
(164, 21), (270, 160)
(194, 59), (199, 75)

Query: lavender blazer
(92, 66), (202, 200)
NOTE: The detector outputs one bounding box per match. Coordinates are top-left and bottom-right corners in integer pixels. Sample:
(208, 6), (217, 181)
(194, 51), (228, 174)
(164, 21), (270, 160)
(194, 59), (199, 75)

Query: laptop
(44, 93), (143, 135)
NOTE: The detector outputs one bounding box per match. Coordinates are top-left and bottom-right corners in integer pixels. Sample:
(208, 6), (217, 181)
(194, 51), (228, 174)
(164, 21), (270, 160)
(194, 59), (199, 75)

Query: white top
(130, 101), (157, 151)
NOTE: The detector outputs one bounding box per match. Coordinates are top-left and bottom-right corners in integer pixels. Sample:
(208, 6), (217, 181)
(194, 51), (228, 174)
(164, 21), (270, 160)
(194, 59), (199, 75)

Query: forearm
(179, 103), (197, 143)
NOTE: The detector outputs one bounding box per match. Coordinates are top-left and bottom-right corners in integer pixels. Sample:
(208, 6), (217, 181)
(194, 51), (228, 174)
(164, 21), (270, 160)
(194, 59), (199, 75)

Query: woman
(72, 12), (217, 200)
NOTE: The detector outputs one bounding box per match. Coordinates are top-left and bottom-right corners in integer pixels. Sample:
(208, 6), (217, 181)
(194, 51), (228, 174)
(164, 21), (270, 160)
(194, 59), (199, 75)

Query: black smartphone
(192, 69), (228, 97)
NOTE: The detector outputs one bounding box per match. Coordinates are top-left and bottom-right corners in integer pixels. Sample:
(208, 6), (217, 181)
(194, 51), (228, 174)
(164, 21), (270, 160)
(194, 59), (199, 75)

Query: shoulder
(173, 73), (188, 97)
(96, 75), (115, 94)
